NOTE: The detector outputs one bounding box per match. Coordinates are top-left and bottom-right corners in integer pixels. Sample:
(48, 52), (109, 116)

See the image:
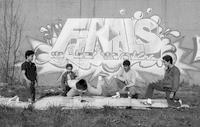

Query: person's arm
(172, 68), (180, 92)
(70, 71), (77, 80)
(125, 70), (136, 88)
(36, 74), (39, 86)
(73, 70), (79, 79)
(21, 63), (31, 85)
(61, 73), (66, 89)
(35, 65), (39, 86)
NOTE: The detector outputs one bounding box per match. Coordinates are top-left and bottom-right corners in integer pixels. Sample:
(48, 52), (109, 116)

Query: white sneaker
(8, 96), (19, 102)
(112, 92), (120, 98)
(142, 98), (152, 105)
(178, 99), (182, 105)
(7, 96), (19, 105)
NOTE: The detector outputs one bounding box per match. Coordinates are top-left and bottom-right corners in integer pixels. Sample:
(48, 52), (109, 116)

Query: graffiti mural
(28, 9), (196, 84)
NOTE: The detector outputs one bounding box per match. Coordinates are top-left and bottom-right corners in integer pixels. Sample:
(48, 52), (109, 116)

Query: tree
(0, 0), (24, 84)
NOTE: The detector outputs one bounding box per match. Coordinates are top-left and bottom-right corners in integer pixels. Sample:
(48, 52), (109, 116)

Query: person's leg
(164, 89), (181, 107)
(106, 78), (126, 96)
(128, 86), (139, 98)
(30, 82), (35, 103)
(65, 83), (71, 92)
(114, 78), (126, 90)
(62, 85), (71, 96)
(163, 87), (181, 107)
(163, 87), (172, 100)
(22, 80), (30, 101)
(93, 76), (104, 95)
(61, 86), (67, 96)
(118, 86), (128, 94)
(110, 78), (126, 92)
(87, 76), (104, 95)
(165, 91), (171, 102)
(145, 82), (164, 99)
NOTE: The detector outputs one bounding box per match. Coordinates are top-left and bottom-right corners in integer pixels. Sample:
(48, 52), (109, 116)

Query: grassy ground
(0, 83), (200, 127)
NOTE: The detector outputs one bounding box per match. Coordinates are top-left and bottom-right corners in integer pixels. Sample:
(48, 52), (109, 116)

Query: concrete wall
(1, 0), (200, 86)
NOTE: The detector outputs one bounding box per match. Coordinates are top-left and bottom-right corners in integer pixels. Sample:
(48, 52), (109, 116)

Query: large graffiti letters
(28, 9), (194, 82)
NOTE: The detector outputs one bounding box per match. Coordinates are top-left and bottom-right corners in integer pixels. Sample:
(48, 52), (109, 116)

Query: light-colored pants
(102, 78), (138, 97)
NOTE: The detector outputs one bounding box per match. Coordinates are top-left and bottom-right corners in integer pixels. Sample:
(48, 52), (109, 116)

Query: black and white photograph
(0, 0), (199, 126)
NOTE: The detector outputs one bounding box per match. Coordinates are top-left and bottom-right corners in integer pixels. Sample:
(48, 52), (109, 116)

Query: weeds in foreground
(0, 104), (199, 127)
(0, 84), (200, 126)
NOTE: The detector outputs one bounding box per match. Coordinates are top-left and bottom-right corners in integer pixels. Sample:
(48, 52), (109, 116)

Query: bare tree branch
(3, 0), (8, 51)
(0, 0), (24, 84)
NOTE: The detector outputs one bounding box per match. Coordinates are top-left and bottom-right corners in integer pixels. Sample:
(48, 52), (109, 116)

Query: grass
(0, 104), (199, 127)
(0, 84), (62, 101)
(0, 83), (200, 127)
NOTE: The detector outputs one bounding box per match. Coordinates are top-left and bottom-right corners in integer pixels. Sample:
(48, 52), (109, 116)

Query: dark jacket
(61, 71), (77, 89)
(162, 66), (180, 92)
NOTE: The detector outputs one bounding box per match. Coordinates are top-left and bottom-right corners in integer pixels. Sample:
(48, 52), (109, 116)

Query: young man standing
(21, 50), (38, 103)
(145, 55), (181, 105)
(61, 63), (77, 96)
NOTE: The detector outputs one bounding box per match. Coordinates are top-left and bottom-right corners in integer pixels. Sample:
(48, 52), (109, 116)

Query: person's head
(25, 50), (34, 62)
(76, 79), (87, 92)
(123, 59), (131, 72)
(66, 63), (73, 72)
(162, 55), (173, 68)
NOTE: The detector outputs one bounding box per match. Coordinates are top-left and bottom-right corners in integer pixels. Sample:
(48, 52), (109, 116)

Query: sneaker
(8, 96), (19, 102)
(7, 96), (19, 105)
(112, 92), (120, 98)
(141, 98), (152, 105)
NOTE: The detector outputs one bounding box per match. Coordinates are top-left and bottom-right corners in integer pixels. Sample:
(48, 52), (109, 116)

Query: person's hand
(124, 80), (128, 85)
